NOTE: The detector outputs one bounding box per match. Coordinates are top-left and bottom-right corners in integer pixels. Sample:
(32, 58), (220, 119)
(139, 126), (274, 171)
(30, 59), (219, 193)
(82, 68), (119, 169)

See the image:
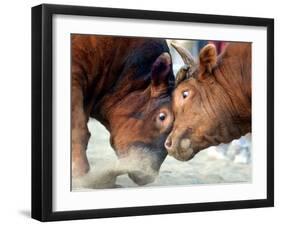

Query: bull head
(165, 43), (220, 161)
(165, 42), (251, 161)
(108, 52), (175, 185)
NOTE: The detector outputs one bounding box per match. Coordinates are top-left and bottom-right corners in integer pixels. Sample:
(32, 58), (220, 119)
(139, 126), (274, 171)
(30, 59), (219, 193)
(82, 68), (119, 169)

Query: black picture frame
(32, 3), (274, 222)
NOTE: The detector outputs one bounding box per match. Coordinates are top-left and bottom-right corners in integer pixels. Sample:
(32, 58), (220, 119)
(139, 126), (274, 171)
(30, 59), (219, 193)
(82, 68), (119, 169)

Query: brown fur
(71, 35), (175, 184)
(165, 43), (251, 161)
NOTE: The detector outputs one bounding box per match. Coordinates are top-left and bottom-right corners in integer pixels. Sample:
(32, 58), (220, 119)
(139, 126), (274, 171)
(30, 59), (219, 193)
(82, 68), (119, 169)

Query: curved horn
(171, 42), (196, 68)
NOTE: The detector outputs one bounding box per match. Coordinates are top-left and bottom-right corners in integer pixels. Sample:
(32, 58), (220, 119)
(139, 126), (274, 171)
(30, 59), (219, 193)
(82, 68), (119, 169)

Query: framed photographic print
(31, 4), (274, 221)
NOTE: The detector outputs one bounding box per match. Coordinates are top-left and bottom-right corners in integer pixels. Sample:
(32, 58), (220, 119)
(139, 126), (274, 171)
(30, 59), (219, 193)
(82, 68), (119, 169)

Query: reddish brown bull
(165, 42), (251, 161)
(72, 35), (175, 185)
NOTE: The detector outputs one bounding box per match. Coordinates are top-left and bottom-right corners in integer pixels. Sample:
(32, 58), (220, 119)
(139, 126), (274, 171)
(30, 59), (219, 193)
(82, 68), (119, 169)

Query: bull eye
(158, 112), (166, 121)
(182, 90), (189, 99)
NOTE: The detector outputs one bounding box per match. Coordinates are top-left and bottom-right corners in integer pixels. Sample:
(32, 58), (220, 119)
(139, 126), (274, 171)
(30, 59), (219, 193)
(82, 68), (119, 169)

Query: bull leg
(72, 84), (90, 177)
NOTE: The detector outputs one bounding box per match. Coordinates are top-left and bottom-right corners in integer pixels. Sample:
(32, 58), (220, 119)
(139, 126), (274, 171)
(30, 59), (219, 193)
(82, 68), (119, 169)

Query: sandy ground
(72, 119), (251, 190)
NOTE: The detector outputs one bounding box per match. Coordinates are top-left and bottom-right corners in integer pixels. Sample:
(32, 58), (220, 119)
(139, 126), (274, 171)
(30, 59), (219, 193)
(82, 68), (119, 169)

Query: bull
(72, 35), (175, 185)
(165, 42), (251, 161)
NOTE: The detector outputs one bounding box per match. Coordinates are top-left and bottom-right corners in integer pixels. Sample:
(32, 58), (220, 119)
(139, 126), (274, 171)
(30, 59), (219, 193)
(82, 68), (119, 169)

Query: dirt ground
(72, 119), (251, 190)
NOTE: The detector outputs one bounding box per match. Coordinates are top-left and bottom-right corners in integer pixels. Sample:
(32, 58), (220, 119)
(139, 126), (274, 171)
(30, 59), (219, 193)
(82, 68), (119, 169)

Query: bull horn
(171, 42), (196, 85)
(171, 42), (196, 68)
(175, 64), (190, 86)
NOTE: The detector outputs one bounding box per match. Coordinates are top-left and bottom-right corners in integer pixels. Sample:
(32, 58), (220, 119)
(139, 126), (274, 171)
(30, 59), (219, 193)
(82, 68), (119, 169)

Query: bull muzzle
(128, 170), (158, 186)
(119, 144), (166, 185)
(165, 134), (195, 161)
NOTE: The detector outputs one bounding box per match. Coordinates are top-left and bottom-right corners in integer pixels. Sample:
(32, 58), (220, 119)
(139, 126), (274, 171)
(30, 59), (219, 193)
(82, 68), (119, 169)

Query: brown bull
(72, 35), (175, 185)
(165, 42), (251, 161)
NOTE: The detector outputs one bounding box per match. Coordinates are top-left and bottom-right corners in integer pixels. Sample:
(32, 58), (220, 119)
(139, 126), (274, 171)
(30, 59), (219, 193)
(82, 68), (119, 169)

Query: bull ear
(151, 52), (172, 97)
(198, 44), (217, 80)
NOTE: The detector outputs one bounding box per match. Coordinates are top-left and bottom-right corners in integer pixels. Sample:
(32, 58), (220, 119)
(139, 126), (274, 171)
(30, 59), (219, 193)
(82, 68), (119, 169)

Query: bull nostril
(165, 138), (172, 150)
